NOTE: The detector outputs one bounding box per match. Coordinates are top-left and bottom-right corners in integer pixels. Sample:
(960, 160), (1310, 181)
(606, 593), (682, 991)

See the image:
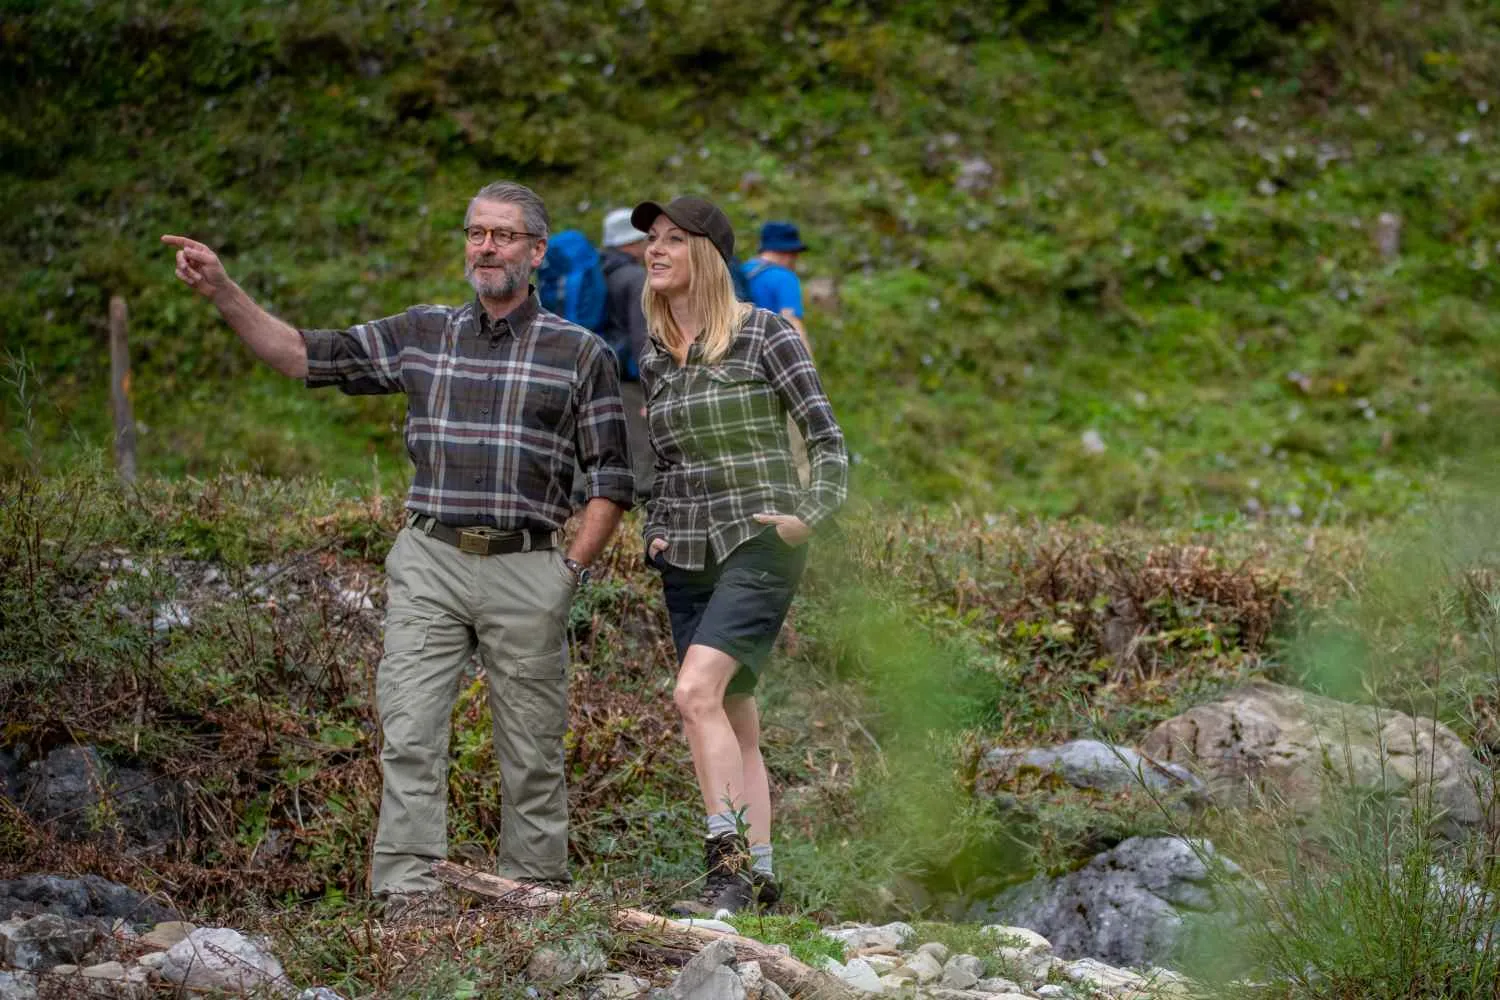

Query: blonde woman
(631, 196), (848, 913)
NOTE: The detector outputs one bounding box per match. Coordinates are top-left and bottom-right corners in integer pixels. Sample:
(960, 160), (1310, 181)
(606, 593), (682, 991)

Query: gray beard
(466, 257), (528, 300)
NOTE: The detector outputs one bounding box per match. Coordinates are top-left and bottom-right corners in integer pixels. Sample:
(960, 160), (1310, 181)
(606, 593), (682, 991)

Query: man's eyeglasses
(463, 226), (541, 247)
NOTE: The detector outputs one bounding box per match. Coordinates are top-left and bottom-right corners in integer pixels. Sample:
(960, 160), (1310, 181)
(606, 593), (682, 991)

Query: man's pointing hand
(161, 234), (231, 301)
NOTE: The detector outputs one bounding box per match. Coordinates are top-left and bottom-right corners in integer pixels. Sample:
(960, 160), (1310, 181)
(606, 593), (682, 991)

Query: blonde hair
(643, 235), (752, 365)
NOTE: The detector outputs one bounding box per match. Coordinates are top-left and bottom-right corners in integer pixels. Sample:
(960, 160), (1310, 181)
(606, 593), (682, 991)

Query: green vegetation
(6, 2), (1500, 996)
(5, 0), (1500, 517)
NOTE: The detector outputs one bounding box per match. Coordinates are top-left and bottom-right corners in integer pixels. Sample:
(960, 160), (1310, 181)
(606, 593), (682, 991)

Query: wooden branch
(108, 294), (136, 482)
(431, 861), (858, 1000)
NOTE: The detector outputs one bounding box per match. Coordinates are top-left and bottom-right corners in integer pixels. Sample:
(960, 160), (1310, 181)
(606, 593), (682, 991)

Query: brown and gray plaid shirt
(302, 292), (633, 530)
(641, 307), (848, 570)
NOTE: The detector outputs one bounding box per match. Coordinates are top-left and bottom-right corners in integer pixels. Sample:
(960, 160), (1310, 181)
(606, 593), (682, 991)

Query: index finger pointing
(160, 234), (206, 251)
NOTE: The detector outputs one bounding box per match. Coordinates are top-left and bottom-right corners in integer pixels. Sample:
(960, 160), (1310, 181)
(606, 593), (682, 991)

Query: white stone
(876, 974), (913, 994)
(81, 961), (128, 979)
(0, 971), (37, 1000)
(994, 946), (1055, 984)
(527, 940), (607, 985)
(915, 942), (950, 963)
(159, 927), (287, 994)
(1037, 987), (1067, 998)
(940, 954), (984, 989)
(675, 917), (739, 935)
(821, 922), (915, 952)
(1064, 957), (1147, 991)
(138, 921), (196, 950)
(899, 950), (944, 984)
(975, 978), (1024, 994)
(980, 925), (1052, 954)
(597, 972), (651, 999)
(671, 939), (744, 1000)
(838, 958), (884, 994)
(735, 962), (764, 1000)
(1081, 429), (1107, 455)
(136, 952), (167, 970)
(861, 954), (902, 974)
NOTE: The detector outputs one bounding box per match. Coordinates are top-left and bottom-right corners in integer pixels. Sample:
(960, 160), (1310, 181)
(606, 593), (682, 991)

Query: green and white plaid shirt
(641, 307), (848, 570)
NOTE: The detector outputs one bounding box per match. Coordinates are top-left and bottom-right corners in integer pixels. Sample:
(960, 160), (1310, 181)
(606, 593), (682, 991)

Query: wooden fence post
(109, 295), (137, 482)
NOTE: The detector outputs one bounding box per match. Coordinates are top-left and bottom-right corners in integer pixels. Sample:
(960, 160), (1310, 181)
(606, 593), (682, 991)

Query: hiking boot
(748, 870), (781, 909)
(381, 889), (456, 923)
(669, 833), (768, 917)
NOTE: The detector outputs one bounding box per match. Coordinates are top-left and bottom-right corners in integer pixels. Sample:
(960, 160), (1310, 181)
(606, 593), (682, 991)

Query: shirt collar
(475, 287), (540, 339)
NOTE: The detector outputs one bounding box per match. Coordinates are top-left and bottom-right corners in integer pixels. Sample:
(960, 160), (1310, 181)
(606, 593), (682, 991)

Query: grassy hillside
(4, 0), (1500, 518)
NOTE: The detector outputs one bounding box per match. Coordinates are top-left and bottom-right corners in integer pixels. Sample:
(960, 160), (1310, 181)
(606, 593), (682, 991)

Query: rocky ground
(0, 872), (1197, 999)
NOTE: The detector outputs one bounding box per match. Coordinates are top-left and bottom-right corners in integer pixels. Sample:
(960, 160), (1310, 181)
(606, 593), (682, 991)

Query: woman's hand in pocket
(753, 512), (811, 546)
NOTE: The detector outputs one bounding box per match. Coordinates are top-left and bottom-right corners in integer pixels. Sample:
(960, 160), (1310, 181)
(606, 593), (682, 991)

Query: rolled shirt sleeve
(760, 318), (847, 529)
(574, 336), (636, 507)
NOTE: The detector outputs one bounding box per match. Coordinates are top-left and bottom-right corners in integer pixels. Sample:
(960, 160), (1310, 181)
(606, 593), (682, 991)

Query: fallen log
(431, 861), (858, 999)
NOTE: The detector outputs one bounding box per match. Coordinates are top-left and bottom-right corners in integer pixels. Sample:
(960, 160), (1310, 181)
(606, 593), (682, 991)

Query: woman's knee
(673, 676), (720, 721)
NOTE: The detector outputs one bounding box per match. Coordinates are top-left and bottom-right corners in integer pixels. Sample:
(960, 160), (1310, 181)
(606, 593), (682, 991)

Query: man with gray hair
(598, 207), (653, 497)
(162, 179), (633, 918)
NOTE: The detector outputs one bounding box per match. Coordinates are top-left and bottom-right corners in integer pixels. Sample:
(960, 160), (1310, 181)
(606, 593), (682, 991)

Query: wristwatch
(563, 557), (591, 586)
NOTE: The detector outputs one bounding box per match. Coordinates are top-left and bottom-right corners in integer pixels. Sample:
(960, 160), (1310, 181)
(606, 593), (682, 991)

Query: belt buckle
(458, 527), (500, 554)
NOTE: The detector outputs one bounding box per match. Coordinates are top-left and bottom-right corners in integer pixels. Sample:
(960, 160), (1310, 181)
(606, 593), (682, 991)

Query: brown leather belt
(407, 513), (558, 556)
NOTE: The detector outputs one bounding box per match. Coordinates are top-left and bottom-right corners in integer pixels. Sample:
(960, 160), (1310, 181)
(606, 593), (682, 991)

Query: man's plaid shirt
(301, 292), (633, 530)
(640, 307), (847, 570)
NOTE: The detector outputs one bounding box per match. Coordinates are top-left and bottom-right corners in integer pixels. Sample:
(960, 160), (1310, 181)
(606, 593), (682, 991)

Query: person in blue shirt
(741, 221), (808, 344)
(741, 221), (812, 484)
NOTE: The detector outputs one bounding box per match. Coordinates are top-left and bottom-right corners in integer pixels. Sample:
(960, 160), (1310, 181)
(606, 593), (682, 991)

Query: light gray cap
(601, 207), (646, 248)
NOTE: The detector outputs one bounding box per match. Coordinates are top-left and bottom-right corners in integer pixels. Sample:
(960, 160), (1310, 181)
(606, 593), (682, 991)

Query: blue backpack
(538, 230), (607, 331)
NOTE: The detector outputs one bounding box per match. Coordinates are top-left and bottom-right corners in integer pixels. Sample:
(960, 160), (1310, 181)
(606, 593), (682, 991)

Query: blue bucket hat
(758, 221), (807, 253)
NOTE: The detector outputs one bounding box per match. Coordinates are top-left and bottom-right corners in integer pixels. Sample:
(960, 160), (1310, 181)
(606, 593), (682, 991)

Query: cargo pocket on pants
(506, 647), (568, 739)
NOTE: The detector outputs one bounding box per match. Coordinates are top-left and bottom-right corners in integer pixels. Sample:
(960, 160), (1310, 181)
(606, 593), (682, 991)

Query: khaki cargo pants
(371, 525), (576, 896)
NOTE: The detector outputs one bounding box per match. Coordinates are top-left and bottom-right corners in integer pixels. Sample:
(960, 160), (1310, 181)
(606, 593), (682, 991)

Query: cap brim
(631, 201), (669, 235)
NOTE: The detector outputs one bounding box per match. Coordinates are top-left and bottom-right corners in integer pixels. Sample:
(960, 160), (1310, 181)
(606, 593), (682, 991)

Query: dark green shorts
(656, 529), (808, 695)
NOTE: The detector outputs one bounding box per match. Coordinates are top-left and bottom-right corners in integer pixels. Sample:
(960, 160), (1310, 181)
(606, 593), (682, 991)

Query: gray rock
(1062, 957), (1146, 991)
(1143, 682), (1494, 838)
(296, 989), (349, 1000)
(821, 922), (914, 952)
(0, 972), (37, 1000)
(1036, 987), (1066, 998)
(0, 913), (101, 970)
(979, 836), (1237, 966)
(916, 942), (949, 963)
(17, 747), (183, 852)
(974, 978), (1024, 994)
(899, 950), (943, 984)
(527, 939), (607, 985)
(833, 958), (883, 993)
(597, 973), (651, 1000)
(670, 939), (744, 1000)
(941, 955), (985, 989)
(137, 920), (195, 950)
(0, 873), (176, 925)
(159, 927), (288, 994)
(981, 740), (1203, 797)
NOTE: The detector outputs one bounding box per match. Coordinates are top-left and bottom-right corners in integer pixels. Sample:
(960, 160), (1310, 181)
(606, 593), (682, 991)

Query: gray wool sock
(706, 811), (738, 839)
(750, 843), (774, 876)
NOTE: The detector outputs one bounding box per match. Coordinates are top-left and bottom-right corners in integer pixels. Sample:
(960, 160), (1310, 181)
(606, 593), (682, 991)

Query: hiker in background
(741, 221), (809, 343)
(162, 181), (633, 920)
(742, 220), (812, 485)
(599, 208), (654, 500)
(632, 196), (848, 915)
